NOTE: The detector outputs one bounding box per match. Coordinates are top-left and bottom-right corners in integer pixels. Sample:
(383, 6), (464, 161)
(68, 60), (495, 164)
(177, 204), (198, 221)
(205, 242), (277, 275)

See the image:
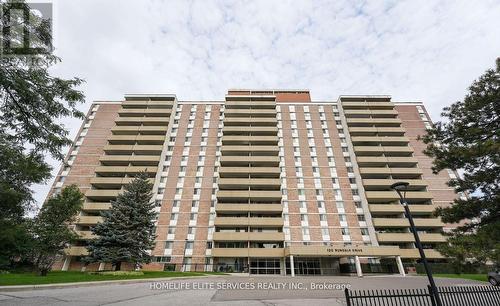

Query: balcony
(354, 146), (414, 155)
(224, 117), (277, 126)
(75, 230), (96, 240)
(363, 179), (428, 190)
(224, 108), (276, 116)
(94, 166), (158, 175)
(341, 102), (394, 109)
(377, 233), (447, 243)
(212, 232), (284, 241)
(223, 126), (278, 135)
(103, 144), (163, 155)
(107, 135), (165, 145)
(359, 167), (423, 178)
(351, 136), (409, 145)
(221, 146), (279, 155)
(346, 118), (402, 126)
(399, 248), (444, 259)
(365, 191), (433, 202)
(214, 217), (283, 227)
(357, 156), (418, 167)
(369, 204), (435, 215)
(344, 109), (398, 117)
(217, 190), (282, 201)
(218, 167), (281, 177)
(90, 177), (154, 188)
(219, 156), (280, 166)
(111, 126), (168, 135)
(74, 216), (103, 225)
(99, 155), (160, 166)
(218, 178), (281, 189)
(121, 100), (174, 108)
(114, 117), (169, 126)
(82, 202), (111, 211)
(348, 126), (406, 135)
(372, 218), (444, 228)
(222, 135), (278, 145)
(85, 190), (119, 201)
(211, 248), (284, 257)
(225, 101), (276, 108)
(118, 108), (172, 117)
(216, 203), (282, 213)
(64, 246), (89, 256)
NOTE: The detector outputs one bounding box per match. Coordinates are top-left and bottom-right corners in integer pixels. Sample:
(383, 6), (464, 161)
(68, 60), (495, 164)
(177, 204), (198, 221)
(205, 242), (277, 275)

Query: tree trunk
(114, 262), (121, 271)
(38, 268), (48, 276)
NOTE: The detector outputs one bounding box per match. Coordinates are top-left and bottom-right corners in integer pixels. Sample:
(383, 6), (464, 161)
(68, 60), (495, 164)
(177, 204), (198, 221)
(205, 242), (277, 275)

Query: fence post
(344, 288), (352, 306)
(427, 285), (437, 306)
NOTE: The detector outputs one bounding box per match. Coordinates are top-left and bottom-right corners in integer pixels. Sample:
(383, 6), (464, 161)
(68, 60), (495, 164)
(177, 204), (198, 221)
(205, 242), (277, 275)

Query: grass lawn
(425, 273), (488, 282)
(0, 271), (226, 286)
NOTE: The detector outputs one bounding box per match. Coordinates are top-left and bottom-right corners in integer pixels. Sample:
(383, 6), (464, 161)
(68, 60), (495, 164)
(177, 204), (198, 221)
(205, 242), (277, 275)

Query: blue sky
(34, 0), (500, 205)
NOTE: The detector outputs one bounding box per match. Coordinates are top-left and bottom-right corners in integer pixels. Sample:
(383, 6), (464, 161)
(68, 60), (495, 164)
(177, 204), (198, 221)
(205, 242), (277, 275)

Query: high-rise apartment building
(48, 90), (459, 276)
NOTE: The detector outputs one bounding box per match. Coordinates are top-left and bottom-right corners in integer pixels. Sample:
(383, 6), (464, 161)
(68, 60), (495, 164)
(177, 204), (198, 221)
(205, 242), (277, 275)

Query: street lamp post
(390, 182), (442, 306)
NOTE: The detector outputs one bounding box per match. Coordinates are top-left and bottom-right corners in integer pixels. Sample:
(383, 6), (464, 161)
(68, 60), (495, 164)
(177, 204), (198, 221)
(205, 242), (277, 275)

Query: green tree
(30, 185), (83, 276)
(85, 173), (157, 271)
(421, 58), (500, 266)
(0, 0), (85, 268)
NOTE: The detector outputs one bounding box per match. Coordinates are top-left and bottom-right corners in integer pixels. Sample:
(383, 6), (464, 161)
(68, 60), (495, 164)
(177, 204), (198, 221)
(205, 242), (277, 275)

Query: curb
(0, 274), (227, 292)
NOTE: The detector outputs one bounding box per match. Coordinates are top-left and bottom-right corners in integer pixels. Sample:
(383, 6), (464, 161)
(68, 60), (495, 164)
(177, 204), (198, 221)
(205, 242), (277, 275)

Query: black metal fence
(345, 285), (500, 306)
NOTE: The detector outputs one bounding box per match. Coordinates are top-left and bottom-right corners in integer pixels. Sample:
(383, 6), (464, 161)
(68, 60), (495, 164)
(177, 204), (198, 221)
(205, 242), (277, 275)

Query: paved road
(0, 275), (485, 306)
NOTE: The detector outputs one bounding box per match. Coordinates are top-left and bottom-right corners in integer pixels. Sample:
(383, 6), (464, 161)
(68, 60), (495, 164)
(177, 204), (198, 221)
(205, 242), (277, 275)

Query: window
(349, 178), (356, 184)
(320, 214), (327, 221)
(361, 228), (369, 236)
(341, 228), (350, 235)
(339, 214), (347, 222)
(302, 228), (310, 235)
(191, 200), (199, 207)
(298, 189), (305, 196)
(188, 227), (196, 235)
(357, 215), (366, 221)
(317, 201), (325, 208)
(170, 213), (178, 221)
(185, 241), (194, 249)
(190, 213), (197, 220)
(168, 227), (176, 234)
(352, 189), (359, 196)
(321, 228), (329, 236)
(300, 214), (308, 222)
(165, 241), (173, 249)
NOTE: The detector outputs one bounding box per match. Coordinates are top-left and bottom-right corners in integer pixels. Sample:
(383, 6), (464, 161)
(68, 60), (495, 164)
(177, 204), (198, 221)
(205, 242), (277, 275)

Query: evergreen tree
(421, 58), (500, 266)
(85, 173), (157, 270)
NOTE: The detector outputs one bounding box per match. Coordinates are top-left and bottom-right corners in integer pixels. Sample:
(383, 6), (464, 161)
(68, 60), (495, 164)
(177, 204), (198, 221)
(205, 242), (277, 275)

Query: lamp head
(390, 181), (410, 202)
(390, 181), (410, 191)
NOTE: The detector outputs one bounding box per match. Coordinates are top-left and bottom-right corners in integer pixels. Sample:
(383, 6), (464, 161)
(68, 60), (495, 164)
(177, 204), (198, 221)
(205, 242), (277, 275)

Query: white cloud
(32, 0), (500, 205)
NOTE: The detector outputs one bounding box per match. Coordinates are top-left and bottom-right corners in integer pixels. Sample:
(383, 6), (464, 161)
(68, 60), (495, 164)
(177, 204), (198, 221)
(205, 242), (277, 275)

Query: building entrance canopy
(285, 245), (401, 257)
